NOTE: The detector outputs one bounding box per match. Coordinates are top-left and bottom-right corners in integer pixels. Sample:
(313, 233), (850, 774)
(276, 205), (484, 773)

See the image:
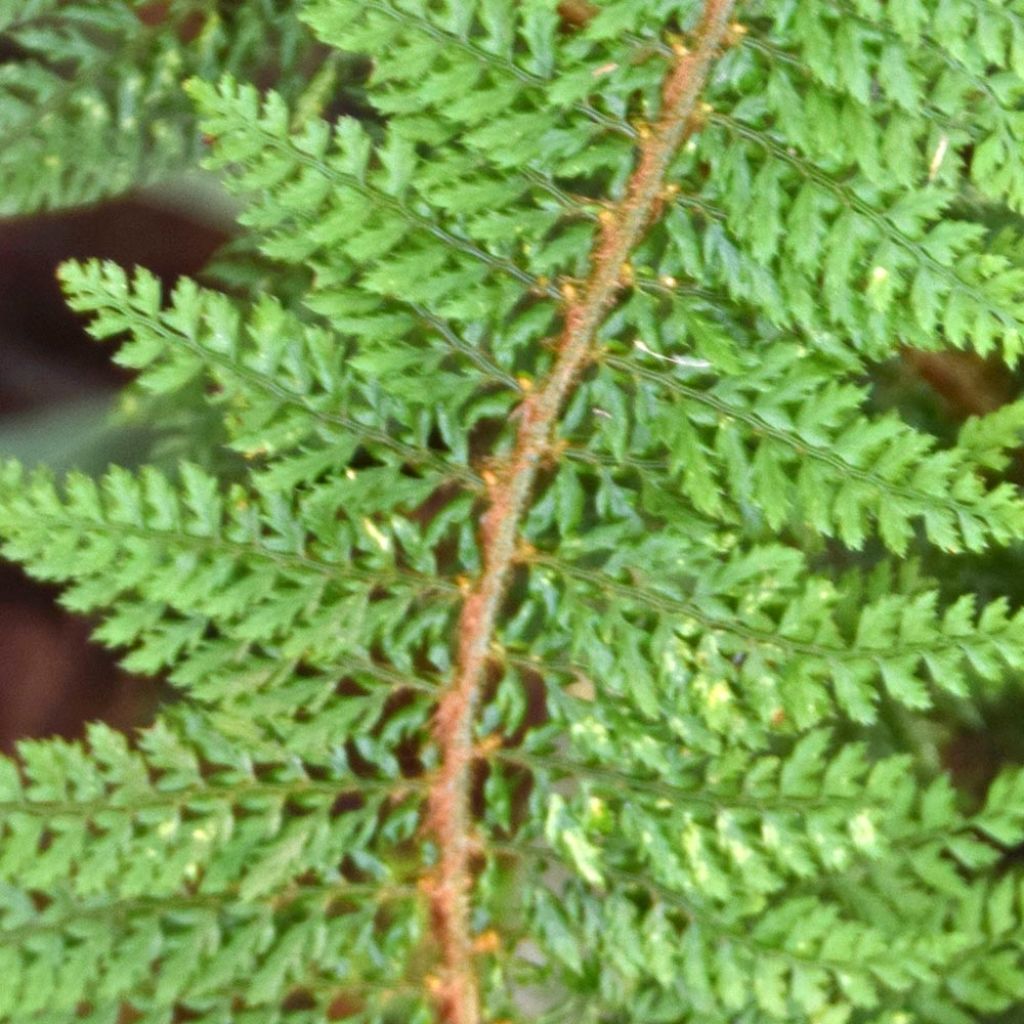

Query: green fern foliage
(4, 1), (1024, 1023)
(0, 0), (317, 214)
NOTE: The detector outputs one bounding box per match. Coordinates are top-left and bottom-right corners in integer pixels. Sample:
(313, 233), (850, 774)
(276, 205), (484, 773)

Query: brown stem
(426, 4), (738, 1021)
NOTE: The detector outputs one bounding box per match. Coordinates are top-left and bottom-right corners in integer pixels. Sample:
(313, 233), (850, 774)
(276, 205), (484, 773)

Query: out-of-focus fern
(6, 2), (1024, 1023)
(0, 0), (318, 214)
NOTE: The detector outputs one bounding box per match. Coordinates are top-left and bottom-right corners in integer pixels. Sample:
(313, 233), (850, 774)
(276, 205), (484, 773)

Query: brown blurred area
(0, 198), (226, 753)
(902, 348), (1015, 419)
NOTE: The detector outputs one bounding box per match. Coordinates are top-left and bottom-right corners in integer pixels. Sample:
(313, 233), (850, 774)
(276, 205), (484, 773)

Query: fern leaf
(0, 1), (315, 214)
(4, 2), (1024, 1022)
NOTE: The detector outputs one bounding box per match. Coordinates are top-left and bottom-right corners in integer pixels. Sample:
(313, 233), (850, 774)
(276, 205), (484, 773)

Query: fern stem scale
(425, 3), (738, 1021)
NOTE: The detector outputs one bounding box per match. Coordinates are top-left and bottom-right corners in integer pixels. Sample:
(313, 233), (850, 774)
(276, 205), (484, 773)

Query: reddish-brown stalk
(426, 3), (738, 1020)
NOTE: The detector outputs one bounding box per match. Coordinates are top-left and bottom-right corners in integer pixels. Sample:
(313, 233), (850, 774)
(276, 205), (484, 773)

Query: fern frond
(589, 345), (1024, 551)
(4, 1), (1024, 1022)
(0, 0), (314, 214)
(0, 461), (459, 691)
(0, 708), (427, 1023)
(59, 260), (485, 485)
(522, 545), (1024, 725)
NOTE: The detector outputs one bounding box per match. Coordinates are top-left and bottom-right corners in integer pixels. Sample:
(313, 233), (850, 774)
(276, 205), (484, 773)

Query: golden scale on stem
(423, 2), (742, 1021)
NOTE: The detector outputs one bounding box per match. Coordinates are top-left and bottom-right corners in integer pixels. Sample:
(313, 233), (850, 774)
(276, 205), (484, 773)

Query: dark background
(0, 197), (225, 752)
